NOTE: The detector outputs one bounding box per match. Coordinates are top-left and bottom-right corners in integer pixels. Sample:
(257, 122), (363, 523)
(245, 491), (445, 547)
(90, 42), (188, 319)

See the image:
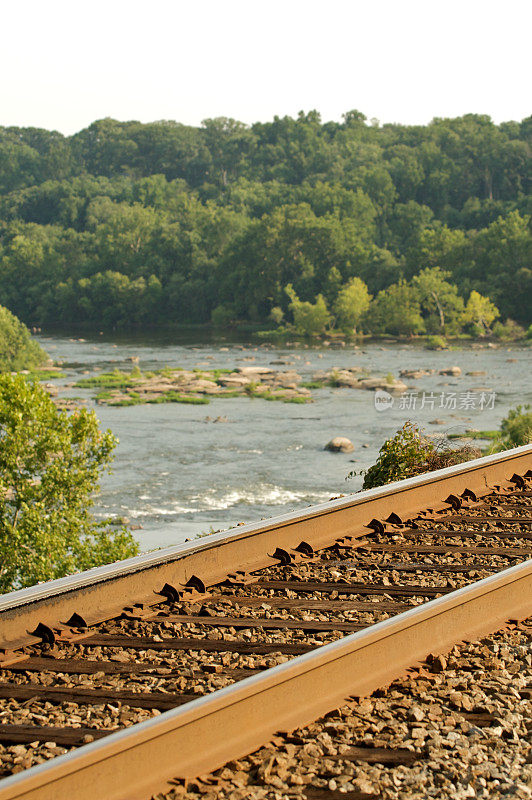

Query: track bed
(0, 446), (531, 799)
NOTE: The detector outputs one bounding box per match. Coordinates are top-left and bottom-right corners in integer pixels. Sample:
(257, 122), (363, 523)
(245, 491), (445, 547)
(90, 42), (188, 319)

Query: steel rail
(0, 558), (529, 800)
(1, 443), (531, 651)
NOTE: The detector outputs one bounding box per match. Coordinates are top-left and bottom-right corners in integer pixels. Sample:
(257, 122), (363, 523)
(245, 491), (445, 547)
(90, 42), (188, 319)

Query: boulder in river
(325, 437), (355, 453)
(358, 378), (407, 394)
(330, 369), (361, 388)
(399, 369), (432, 379)
(439, 366), (462, 376)
(218, 374), (251, 388)
(234, 366), (274, 377)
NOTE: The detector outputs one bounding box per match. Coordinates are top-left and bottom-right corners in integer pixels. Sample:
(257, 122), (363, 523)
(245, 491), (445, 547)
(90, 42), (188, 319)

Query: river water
(38, 332), (531, 552)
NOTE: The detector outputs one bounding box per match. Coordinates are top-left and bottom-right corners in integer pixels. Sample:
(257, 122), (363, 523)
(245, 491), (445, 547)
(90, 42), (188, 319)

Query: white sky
(2, 0), (530, 134)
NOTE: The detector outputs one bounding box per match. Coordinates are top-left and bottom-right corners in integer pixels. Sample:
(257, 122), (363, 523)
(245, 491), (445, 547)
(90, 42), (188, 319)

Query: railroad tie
(254, 579), (448, 597)
(340, 560), (498, 574)
(149, 614), (366, 632)
(2, 656), (259, 678)
(403, 527), (532, 539)
(206, 595), (410, 612)
(0, 724), (110, 746)
(0, 682), (194, 710)
(81, 635), (314, 655)
(359, 543), (532, 556)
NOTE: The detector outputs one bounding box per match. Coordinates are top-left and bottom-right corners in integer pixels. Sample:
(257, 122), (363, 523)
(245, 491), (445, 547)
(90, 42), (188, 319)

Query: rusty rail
(0, 443), (530, 800)
(0, 561), (529, 800)
(1, 443), (531, 651)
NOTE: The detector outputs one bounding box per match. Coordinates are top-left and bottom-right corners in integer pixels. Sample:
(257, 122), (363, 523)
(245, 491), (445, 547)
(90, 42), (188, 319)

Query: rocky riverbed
(32, 333), (531, 548)
(70, 365), (409, 407)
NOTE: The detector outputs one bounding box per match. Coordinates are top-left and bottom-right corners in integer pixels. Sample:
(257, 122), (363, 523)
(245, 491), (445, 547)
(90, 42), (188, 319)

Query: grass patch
(106, 391), (210, 406)
(258, 391), (309, 403)
(25, 369), (67, 380)
(448, 430), (499, 440)
(216, 390), (245, 398)
(301, 380), (325, 389)
(75, 369), (138, 389)
(156, 392), (209, 405)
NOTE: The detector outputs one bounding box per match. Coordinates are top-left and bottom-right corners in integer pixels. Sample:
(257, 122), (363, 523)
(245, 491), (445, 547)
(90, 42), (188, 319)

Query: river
(37, 332), (531, 552)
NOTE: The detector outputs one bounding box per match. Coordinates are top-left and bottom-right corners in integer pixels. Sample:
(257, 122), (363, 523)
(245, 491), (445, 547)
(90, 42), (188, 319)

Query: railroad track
(0, 444), (531, 800)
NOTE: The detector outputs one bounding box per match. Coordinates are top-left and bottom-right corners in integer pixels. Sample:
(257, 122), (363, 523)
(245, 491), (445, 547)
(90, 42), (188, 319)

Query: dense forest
(0, 112), (530, 333)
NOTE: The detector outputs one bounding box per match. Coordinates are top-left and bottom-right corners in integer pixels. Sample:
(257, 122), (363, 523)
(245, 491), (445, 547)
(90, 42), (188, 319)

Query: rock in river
(325, 437), (354, 453)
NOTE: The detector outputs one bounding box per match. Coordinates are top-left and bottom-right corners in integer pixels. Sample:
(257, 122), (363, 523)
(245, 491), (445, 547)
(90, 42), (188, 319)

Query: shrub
(351, 422), (479, 490)
(211, 304), (236, 326)
(424, 335), (448, 350)
(496, 405), (532, 449)
(492, 319), (526, 341)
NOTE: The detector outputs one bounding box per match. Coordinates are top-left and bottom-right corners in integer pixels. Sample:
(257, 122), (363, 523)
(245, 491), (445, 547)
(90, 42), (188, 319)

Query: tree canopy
(0, 375), (139, 592)
(0, 112), (530, 330)
(0, 305), (48, 371)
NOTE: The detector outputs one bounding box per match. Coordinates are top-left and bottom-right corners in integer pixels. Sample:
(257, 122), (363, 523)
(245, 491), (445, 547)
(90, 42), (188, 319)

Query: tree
(0, 305), (48, 371)
(0, 375), (138, 592)
(285, 284), (331, 335)
(0, 114), (530, 331)
(211, 303), (236, 326)
(269, 306), (284, 325)
(333, 277), (372, 332)
(411, 267), (464, 333)
(369, 280), (425, 336)
(462, 290), (499, 334)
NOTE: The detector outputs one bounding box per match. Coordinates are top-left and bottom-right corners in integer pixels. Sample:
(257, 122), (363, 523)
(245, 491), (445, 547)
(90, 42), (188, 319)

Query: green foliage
(492, 319), (526, 340)
(0, 374), (138, 592)
(333, 277), (372, 333)
(497, 405), (532, 448)
(411, 268), (464, 334)
(354, 423), (434, 488)
(269, 306), (284, 325)
(424, 335), (448, 350)
(301, 380), (325, 389)
(75, 369), (140, 389)
(352, 422), (478, 489)
(448, 430), (499, 441)
(26, 370), (67, 381)
(0, 305), (48, 372)
(285, 285), (331, 336)
(104, 391), (210, 406)
(211, 304), (236, 326)
(462, 290), (500, 334)
(0, 114), (530, 331)
(370, 280), (425, 336)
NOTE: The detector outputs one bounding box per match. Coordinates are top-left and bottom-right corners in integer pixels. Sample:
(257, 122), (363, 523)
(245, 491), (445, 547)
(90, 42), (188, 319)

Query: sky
(2, 0), (530, 134)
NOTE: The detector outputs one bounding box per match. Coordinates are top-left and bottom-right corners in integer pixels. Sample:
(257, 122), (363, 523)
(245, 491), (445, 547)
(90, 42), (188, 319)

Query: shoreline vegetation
(0, 305), (49, 372)
(0, 113), (530, 338)
(356, 407), (532, 490)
